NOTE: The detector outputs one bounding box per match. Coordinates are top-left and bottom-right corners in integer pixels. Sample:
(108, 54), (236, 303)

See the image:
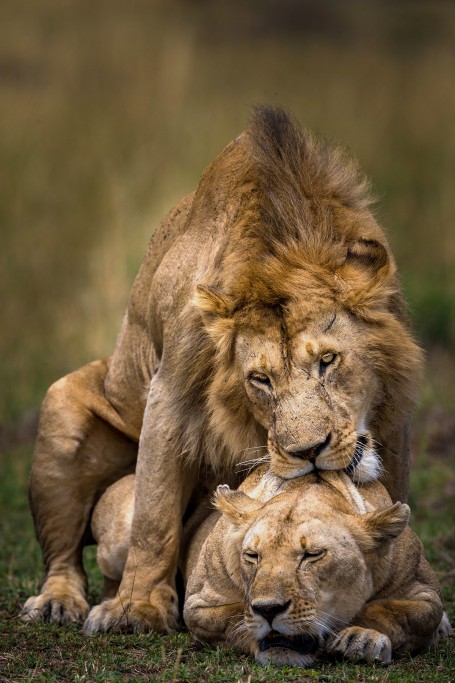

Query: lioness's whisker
(228, 617), (250, 648)
(317, 610), (351, 628)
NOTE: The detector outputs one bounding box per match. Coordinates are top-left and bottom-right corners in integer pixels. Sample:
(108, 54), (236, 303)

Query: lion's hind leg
(21, 360), (137, 626)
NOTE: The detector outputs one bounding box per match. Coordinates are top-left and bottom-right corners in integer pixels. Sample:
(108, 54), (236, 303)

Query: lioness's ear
(214, 484), (263, 526)
(361, 502), (410, 548)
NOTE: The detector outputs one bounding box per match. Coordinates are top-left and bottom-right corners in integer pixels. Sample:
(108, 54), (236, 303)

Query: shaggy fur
(22, 107), (423, 635)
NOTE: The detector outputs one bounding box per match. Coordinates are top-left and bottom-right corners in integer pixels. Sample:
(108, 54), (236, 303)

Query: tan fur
(21, 107), (422, 633)
(92, 469), (444, 666)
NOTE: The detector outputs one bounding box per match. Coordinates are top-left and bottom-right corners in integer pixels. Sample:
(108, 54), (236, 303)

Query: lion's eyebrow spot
(323, 311), (337, 333)
(300, 536), (307, 549)
(259, 354), (268, 369)
(306, 342), (315, 356)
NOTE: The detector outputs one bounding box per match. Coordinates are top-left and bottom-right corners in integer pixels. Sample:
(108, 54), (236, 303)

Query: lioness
(22, 107), (423, 633)
(92, 468), (445, 666)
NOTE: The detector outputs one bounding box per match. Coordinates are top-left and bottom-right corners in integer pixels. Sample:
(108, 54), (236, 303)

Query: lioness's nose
(251, 600), (291, 625)
(286, 433), (331, 461)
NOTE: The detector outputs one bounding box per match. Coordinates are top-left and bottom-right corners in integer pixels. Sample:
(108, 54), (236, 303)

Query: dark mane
(215, 106), (379, 309)
(249, 105), (373, 222)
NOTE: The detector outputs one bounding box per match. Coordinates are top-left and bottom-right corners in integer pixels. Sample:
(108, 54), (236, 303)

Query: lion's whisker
(238, 445), (268, 454)
(236, 453), (271, 473)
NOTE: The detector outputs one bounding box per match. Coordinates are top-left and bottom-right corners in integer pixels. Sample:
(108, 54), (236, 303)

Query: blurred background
(1, 0), (454, 459)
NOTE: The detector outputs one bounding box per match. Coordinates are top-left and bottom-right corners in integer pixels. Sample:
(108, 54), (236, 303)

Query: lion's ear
(214, 484), (263, 526)
(194, 284), (232, 320)
(338, 238), (391, 288)
(194, 285), (236, 350)
(360, 502), (410, 548)
(336, 238), (395, 310)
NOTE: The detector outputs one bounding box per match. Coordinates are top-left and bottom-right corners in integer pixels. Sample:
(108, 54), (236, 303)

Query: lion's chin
(255, 632), (319, 667)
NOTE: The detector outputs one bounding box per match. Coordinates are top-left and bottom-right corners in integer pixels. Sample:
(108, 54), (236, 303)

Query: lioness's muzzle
(259, 632), (319, 655)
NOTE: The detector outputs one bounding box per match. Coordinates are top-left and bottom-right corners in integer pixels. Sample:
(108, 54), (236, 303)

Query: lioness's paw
(327, 626), (392, 664)
(435, 612), (453, 642)
(83, 595), (179, 635)
(21, 592), (89, 625)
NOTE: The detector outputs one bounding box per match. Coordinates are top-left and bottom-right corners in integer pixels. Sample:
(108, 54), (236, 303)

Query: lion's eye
(248, 372), (272, 391)
(319, 352), (336, 372)
(243, 550), (259, 563)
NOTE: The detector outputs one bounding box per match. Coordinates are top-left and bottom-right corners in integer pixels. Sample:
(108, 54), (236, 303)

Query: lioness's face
(239, 494), (372, 667)
(235, 306), (380, 480)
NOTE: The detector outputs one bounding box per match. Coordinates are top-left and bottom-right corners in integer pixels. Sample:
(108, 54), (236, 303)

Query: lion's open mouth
(259, 631), (319, 655)
(344, 434), (368, 476)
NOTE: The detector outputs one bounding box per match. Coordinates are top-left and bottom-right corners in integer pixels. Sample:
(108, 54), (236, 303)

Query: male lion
(21, 107), (423, 634)
(91, 468), (445, 666)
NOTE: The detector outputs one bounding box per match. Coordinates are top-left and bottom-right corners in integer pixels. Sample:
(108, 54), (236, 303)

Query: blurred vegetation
(1, 0), (455, 425)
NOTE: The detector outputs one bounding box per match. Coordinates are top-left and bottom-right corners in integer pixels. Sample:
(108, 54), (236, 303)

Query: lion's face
(216, 484), (409, 667)
(235, 305), (381, 481)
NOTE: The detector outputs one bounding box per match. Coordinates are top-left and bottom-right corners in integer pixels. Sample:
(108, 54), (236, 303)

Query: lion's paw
(21, 591), (89, 625)
(83, 594), (179, 635)
(327, 626), (392, 664)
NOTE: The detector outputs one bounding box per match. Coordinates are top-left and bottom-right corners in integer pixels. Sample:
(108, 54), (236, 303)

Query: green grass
(1, 1), (455, 680)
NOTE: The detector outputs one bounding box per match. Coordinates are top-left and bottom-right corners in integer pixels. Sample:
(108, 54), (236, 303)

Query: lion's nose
(251, 600), (291, 625)
(286, 433), (331, 461)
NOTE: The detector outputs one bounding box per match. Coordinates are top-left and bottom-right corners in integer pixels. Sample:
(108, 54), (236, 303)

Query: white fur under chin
(351, 447), (383, 484)
(255, 648), (316, 667)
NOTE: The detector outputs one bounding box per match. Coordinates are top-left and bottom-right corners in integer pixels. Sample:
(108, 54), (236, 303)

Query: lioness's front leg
(327, 626), (392, 663)
(350, 592), (444, 654)
(184, 597), (245, 645)
(84, 375), (198, 634)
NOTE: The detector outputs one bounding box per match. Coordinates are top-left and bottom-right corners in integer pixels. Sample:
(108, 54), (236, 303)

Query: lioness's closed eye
(183, 470), (446, 667)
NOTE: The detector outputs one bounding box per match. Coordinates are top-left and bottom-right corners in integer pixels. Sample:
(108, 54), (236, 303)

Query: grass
(1, 0), (454, 680)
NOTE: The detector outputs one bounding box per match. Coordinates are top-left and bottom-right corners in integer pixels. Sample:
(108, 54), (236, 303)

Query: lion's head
(171, 107), (422, 500)
(215, 480), (410, 667)
(197, 296), (389, 481)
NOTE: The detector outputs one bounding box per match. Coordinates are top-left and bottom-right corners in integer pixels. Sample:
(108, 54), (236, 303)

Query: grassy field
(1, 1), (454, 680)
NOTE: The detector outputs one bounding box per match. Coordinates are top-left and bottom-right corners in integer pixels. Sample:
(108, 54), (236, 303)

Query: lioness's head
(191, 107), (422, 483)
(215, 482), (409, 667)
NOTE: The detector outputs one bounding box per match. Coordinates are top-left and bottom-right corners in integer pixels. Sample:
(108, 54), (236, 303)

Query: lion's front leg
(84, 378), (198, 634)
